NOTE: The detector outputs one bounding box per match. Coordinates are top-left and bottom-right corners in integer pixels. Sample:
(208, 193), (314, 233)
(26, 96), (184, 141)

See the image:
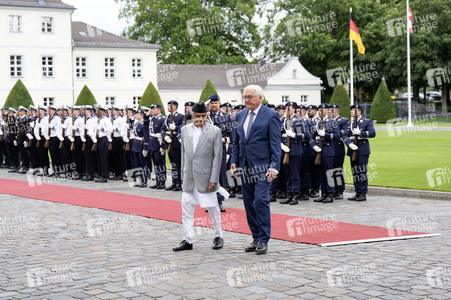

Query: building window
(10, 55), (22, 77)
(132, 58), (142, 78)
(282, 96), (289, 103)
(42, 56), (54, 78)
(105, 58), (115, 78)
(43, 97), (54, 106)
(9, 15), (22, 33)
(292, 69), (297, 79)
(41, 17), (53, 33)
(105, 97), (115, 105)
(75, 57), (87, 78)
(133, 96), (141, 106)
(300, 95), (308, 103)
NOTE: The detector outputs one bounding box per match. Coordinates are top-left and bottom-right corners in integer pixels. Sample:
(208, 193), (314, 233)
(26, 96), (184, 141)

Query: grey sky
(63, 0), (129, 36)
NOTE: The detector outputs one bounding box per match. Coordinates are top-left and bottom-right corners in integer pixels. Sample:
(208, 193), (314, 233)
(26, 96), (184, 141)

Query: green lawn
(343, 130), (451, 192)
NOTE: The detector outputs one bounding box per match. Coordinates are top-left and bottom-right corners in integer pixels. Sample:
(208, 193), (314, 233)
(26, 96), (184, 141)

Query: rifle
(108, 116), (113, 151)
(124, 116), (131, 151)
(70, 112), (76, 151)
(36, 115), (41, 147)
(314, 107), (324, 165)
(28, 115), (33, 147)
(168, 105), (173, 153)
(82, 113), (87, 151)
(44, 111), (50, 148)
(283, 106), (291, 165)
(352, 113), (358, 162)
(59, 114), (65, 149)
(92, 113), (100, 151)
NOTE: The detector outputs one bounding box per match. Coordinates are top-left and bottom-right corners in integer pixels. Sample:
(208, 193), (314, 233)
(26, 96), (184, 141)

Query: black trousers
(168, 148), (181, 184)
(332, 154), (346, 192)
(96, 137), (109, 178)
(73, 136), (85, 175)
(6, 140), (19, 168)
(84, 136), (97, 175)
(112, 137), (125, 176)
(17, 139), (29, 169)
(38, 138), (50, 170)
(150, 150), (166, 182)
(320, 156), (335, 194)
(49, 137), (62, 173)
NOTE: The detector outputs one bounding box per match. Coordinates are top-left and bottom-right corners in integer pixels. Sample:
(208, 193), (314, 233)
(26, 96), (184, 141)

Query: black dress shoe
(334, 192), (343, 200)
(323, 195), (334, 203)
(269, 191), (277, 202)
(134, 181), (147, 188)
(173, 240), (193, 252)
(309, 190), (320, 198)
(314, 195), (326, 202)
(348, 193), (359, 201)
(255, 242), (268, 255)
(18, 169), (27, 174)
(149, 181), (159, 189)
(72, 174), (82, 180)
(8, 168), (19, 173)
(289, 198), (298, 205)
(276, 191), (287, 199)
(111, 175), (123, 180)
(165, 183), (176, 191)
(279, 193), (293, 204)
(229, 190), (236, 198)
(156, 182), (166, 189)
(355, 194), (367, 201)
(173, 184), (182, 191)
(245, 240), (259, 252)
(218, 201), (226, 212)
(82, 175), (94, 181)
(299, 193), (310, 201)
(212, 237), (224, 250)
(96, 177), (108, 183)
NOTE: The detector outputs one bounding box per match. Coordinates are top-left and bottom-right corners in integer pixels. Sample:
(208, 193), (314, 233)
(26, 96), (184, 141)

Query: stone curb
(345, 184), (451, 200)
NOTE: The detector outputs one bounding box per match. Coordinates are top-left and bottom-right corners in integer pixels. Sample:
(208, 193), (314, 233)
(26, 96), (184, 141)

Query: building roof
(72, 22), (161, 50)
(0, 0), (74, 10)
(157, 62), (286, 89)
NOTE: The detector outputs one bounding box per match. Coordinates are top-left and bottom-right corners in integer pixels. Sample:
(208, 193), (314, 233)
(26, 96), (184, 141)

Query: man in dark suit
(231, 85), (281, 255)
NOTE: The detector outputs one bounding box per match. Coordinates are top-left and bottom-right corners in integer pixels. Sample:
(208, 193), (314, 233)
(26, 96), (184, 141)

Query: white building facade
(0, 0), (323, 111)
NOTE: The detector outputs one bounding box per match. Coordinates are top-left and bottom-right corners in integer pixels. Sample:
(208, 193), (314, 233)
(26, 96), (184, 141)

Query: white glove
(0, 131), (3, 135)
(286, 129), (296, 138)
(58, 135), (64, 142)
(160, 148), (165, 156)
(107, 136), (112, 143)
(123, 137), (129, 143)
(30, 122), (35, 128)
(146, 110), (152, 116)
(282, 133), (287, 138)
(353, 127), (361, 136)
(158, 136), (163, 144)
(92, 137), (97, 144)
(36, 135), (41, 141)
(164, 136), (172, 143)
(142, 150), (148, 157)
(169, 123), (176, 131)
(13, 140), (17, 146)
(97, 125), (101, 131)
(61, 124), (68, 130)
(68, 136), (74, 143)
(281, 143), (290, 153)
(318, 129), (325, 137)
(44, 135), (50, 140)
(223, 137), (231, 144)
(80, 136), (86, 143)
(24, 141), (29, 148)
(27, 133), (33, 140)
(313, 146), (322, 153)
(48, 123), (53, 129)
(349, 143), (358, 151)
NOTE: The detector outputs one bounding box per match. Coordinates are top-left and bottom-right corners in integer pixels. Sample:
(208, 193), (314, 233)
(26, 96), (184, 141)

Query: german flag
(350, 13), (365, 55)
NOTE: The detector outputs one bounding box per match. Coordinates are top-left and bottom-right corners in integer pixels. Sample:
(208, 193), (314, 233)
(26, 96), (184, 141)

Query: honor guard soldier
(344, 103), (376, 201)
(330, 104), (349, 199)
(279, 102), (304, 205)
(6, 107), (19, 173)
(0, 109), (6, 168)
(312, 104), (340, 203)
(144, 104), (167, 189)
(93, 105), (112, 183)
(71, 106), (84, 179)
(27, 105), (40, 172)
(184, 101), (195, 125)
(35, 105), (50, 175)
(16, 106), (30, 174)
(111, 106), (127, 180)
(123, 106), (136, 181)
(269, 104), (287, 201)
(207, 94), (232, 211)
(131, 109), (148, 187)
(161, 100), (184, 191)
(60, 106), (74, 169)
(302, 105), (320, 198)
(47, 105), (63, 175)
(82, 105), (97, 181)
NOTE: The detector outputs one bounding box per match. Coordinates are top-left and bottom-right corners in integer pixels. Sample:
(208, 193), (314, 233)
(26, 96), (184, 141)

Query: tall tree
(4, 79), (34, 108)
(139, 81), (166, 115)
(75, 86), (97, 106)
(115, 0), (263, 64)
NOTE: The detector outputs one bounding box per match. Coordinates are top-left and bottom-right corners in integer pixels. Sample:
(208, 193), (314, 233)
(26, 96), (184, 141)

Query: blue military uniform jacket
(344, 117), (376, 156)
(334, 115), (349, 157)
(161, 112), (184, 149)
(312, 116), (340, 157)
(143, 114), (165, 152)
(131, 120), (144, 153)
(283, 115), (302, 156)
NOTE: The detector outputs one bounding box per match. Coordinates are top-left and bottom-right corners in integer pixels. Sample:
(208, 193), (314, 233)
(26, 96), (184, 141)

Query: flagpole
(350, 7), (354, 106)
(406, 0), (413, 127)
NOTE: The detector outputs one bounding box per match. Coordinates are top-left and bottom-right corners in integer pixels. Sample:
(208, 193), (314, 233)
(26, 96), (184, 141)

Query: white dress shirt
(243, 104), (262, 137)
(49, 115), (62, 137)
(98, 116), (113, 138)
(73, 116), (84, 137)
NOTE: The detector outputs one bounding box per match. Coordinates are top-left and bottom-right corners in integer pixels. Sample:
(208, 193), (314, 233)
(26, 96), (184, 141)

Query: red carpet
(0, 178), (439, 246)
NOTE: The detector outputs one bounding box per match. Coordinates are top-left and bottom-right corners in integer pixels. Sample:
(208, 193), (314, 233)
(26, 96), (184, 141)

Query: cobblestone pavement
(0, 169), (450, 299)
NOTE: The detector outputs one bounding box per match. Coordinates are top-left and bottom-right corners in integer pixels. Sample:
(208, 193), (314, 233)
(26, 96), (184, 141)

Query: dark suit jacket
(231, 105), (281, 177)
